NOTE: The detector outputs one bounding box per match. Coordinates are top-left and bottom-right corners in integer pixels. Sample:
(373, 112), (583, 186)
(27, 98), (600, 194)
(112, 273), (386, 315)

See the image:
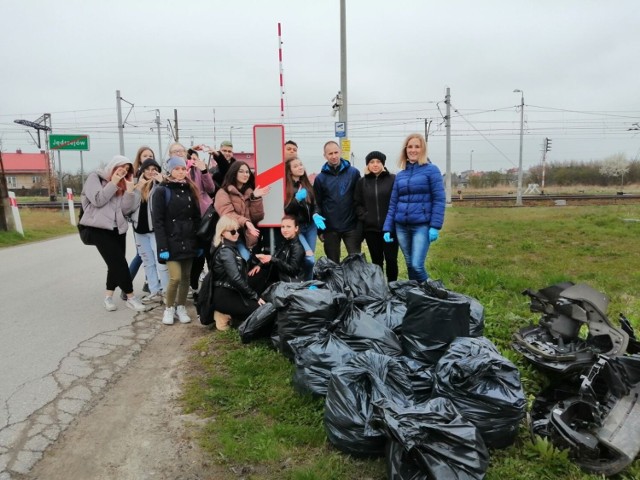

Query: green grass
(182, 204), (640, 479)
(0, 208), (77, 247)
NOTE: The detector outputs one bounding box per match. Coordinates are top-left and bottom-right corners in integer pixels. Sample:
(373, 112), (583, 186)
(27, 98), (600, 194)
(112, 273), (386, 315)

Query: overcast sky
(1, 0), (639, 177)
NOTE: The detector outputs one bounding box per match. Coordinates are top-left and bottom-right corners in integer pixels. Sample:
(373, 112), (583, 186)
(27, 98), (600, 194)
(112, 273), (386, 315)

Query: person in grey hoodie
(80, 155), (147, 312)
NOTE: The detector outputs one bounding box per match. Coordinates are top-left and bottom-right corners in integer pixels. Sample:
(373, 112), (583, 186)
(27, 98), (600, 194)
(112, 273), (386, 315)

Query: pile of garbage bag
(236, 254), (524, 478)
(515, 282), (640, 476)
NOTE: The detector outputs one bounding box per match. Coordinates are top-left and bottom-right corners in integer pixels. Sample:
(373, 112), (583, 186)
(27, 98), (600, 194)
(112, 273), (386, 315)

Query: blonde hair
(397, 133), (428, 170)
(167, 142), (186, 158)
(213, 215), (240, 247)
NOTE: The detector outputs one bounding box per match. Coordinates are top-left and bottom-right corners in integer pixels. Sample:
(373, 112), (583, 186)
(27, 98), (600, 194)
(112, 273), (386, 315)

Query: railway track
(14, 194), (640, 210)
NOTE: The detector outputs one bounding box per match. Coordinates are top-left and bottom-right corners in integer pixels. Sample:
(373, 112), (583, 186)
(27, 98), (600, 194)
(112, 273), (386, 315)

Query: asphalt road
(0, 232), (160, 479)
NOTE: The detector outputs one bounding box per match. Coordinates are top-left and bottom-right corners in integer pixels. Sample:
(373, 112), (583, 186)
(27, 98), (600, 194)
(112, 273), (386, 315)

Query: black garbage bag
(195, 270), (215, 325)
(324, 351), (414, 457)
(334, 305), (403, 357)
(289, 330), (358, 397)
(261, 280), (324, 305)
(402, 288), (470, 365)
(389, 280), (421, 301)
(312, 256), (344, 292)
(341, 253), (390, 300)
(237, 302), (277, 344)
(273, 286), (349, 360)
(433, 337), (526, 449)
(422, 279), (485, 337)
(359, 296), (407, 334)
(371, 397), (489, 480)
(397, 356), (435, 405)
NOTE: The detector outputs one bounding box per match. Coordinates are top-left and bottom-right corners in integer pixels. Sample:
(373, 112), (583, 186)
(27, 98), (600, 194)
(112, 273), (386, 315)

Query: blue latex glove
(313, 213), (326, 230)
(383, 232), (393, 243)
(294, 188), (307, 202)
(159, 251), (170, 260)
(428, 227), (440, 242)
(196, 248), (204, 257)
(308, 285), (319, 290)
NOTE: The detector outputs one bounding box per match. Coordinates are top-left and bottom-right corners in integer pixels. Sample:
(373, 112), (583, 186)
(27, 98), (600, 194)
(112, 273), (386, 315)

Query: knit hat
(220, 140), (233, 148)
(365, 151), (386, 165)
(166, 156), (187, 173)
(138, 158), (161, 177)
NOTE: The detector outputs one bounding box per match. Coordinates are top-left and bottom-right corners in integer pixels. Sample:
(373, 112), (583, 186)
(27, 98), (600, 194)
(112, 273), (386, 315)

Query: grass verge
(183, 204), (640, 479)
(0, 208), (77, 247)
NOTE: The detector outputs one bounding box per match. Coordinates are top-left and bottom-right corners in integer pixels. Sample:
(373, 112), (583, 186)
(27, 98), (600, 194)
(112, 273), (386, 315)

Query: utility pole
(155, 109), (163, 158)
(173, 109), (179, 142)
(339, 0), (348, 141)
(514, 89), (524, 206)
(116, 90), (125, 155)
(419, 118), (432, 143)
(445, 87), (452, 205)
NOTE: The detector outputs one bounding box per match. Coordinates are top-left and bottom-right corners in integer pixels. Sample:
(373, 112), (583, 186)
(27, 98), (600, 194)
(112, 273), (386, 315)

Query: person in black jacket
(211, 215), (266, 330)
(354, 151), (399, 281)
(207, 140), (237, 188)
(250, 215), (305, 294)
(284, 157), (318, 280)
(152, 156), (202, 325)
(313, 141), (362, 263)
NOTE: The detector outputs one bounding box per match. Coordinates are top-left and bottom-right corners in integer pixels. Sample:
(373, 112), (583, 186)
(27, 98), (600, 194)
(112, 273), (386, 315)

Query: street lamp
(513, 89), (524, 206)
(470, 149), (474, 171)
(230, 126), (242, 144)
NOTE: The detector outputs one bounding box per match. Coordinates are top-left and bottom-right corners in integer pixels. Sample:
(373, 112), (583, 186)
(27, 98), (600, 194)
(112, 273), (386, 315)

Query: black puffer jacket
(268, 236), (305, 282)
(212, 241), (259, 301)
(354, 169), (395, 233)
(152, 181), (201, 262)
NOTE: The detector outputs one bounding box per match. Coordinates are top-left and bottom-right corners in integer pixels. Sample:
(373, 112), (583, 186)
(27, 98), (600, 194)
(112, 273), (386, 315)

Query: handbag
(78, 205), (95, 245)
(196, 204), (219, 242)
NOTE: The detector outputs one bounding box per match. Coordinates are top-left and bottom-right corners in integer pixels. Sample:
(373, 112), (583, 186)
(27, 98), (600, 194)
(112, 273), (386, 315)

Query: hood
(102, 155), (133, 179)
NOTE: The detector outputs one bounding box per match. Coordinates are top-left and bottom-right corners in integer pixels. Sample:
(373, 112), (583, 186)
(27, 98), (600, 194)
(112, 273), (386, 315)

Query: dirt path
(24, 311), (225, 480)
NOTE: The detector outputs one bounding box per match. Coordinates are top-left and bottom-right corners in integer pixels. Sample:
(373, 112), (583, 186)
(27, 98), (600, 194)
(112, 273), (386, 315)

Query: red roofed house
(2, 149), (51, 191)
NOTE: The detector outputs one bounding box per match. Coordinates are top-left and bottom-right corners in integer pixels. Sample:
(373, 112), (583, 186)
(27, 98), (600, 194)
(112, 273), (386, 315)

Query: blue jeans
(236, 239), (251, 261)
(129, 253), (142, 280)
(298, 222), (318, 280)
(134, 232), (169, 294)
(395, 223), (431, 282)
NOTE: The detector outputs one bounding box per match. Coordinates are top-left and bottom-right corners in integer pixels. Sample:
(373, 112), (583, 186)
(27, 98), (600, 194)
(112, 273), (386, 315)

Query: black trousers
(364, 231), (399, 282)
(213, 287), (260, 324)
(190, 254), (206, 290)
(92, 227), (134, 294)
(322, 227), (362, 264)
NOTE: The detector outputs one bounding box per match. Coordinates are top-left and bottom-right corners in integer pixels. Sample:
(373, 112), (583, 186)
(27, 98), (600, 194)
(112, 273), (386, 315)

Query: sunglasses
(226, 229), (239, 235)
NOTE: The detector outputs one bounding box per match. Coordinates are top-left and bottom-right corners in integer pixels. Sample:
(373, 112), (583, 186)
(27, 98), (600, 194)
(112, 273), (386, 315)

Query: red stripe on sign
(9, 198), (17, 207)
(255, 163), (284, 187)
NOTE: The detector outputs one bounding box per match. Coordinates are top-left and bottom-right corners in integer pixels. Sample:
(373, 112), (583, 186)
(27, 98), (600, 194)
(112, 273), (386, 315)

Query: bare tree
(599, 153), (630, 190)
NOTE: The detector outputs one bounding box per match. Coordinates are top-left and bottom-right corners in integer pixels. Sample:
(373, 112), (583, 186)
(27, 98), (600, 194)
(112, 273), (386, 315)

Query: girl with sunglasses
(210, 215), (265, 330)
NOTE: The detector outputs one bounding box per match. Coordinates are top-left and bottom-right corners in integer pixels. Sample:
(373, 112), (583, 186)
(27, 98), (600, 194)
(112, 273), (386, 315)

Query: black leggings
(213, 287), (260, 324)
(92, 227), (134, 294)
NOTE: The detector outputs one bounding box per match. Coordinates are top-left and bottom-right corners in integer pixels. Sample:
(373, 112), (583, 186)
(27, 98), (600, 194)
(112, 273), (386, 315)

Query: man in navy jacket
(313, 141), (362, 263)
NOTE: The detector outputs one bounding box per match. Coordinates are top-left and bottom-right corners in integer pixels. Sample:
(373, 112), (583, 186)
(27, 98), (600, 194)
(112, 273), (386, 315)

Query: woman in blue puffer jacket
(382, 133), (445, 282)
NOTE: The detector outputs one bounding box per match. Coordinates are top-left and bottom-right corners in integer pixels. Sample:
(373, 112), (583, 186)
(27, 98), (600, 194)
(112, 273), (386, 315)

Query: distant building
(1, 149), (50, 190)
(234, 151), (256, 170)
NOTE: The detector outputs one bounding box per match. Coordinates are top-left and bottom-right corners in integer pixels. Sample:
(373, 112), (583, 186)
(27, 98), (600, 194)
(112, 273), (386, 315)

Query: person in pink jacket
(214, 161), (270, 261)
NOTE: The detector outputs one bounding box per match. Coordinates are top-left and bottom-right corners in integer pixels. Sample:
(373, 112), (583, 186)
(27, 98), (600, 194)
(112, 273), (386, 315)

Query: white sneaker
(163, 306), (175, 325)
(104, 296), (117, 312)
(142, 293), (163, 304)
(176, 305), (192, 324)
(126, 295), (147, 312)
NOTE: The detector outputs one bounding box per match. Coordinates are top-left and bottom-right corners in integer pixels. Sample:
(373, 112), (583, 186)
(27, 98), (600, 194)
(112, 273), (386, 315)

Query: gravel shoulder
(25, 312), (224, 480)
